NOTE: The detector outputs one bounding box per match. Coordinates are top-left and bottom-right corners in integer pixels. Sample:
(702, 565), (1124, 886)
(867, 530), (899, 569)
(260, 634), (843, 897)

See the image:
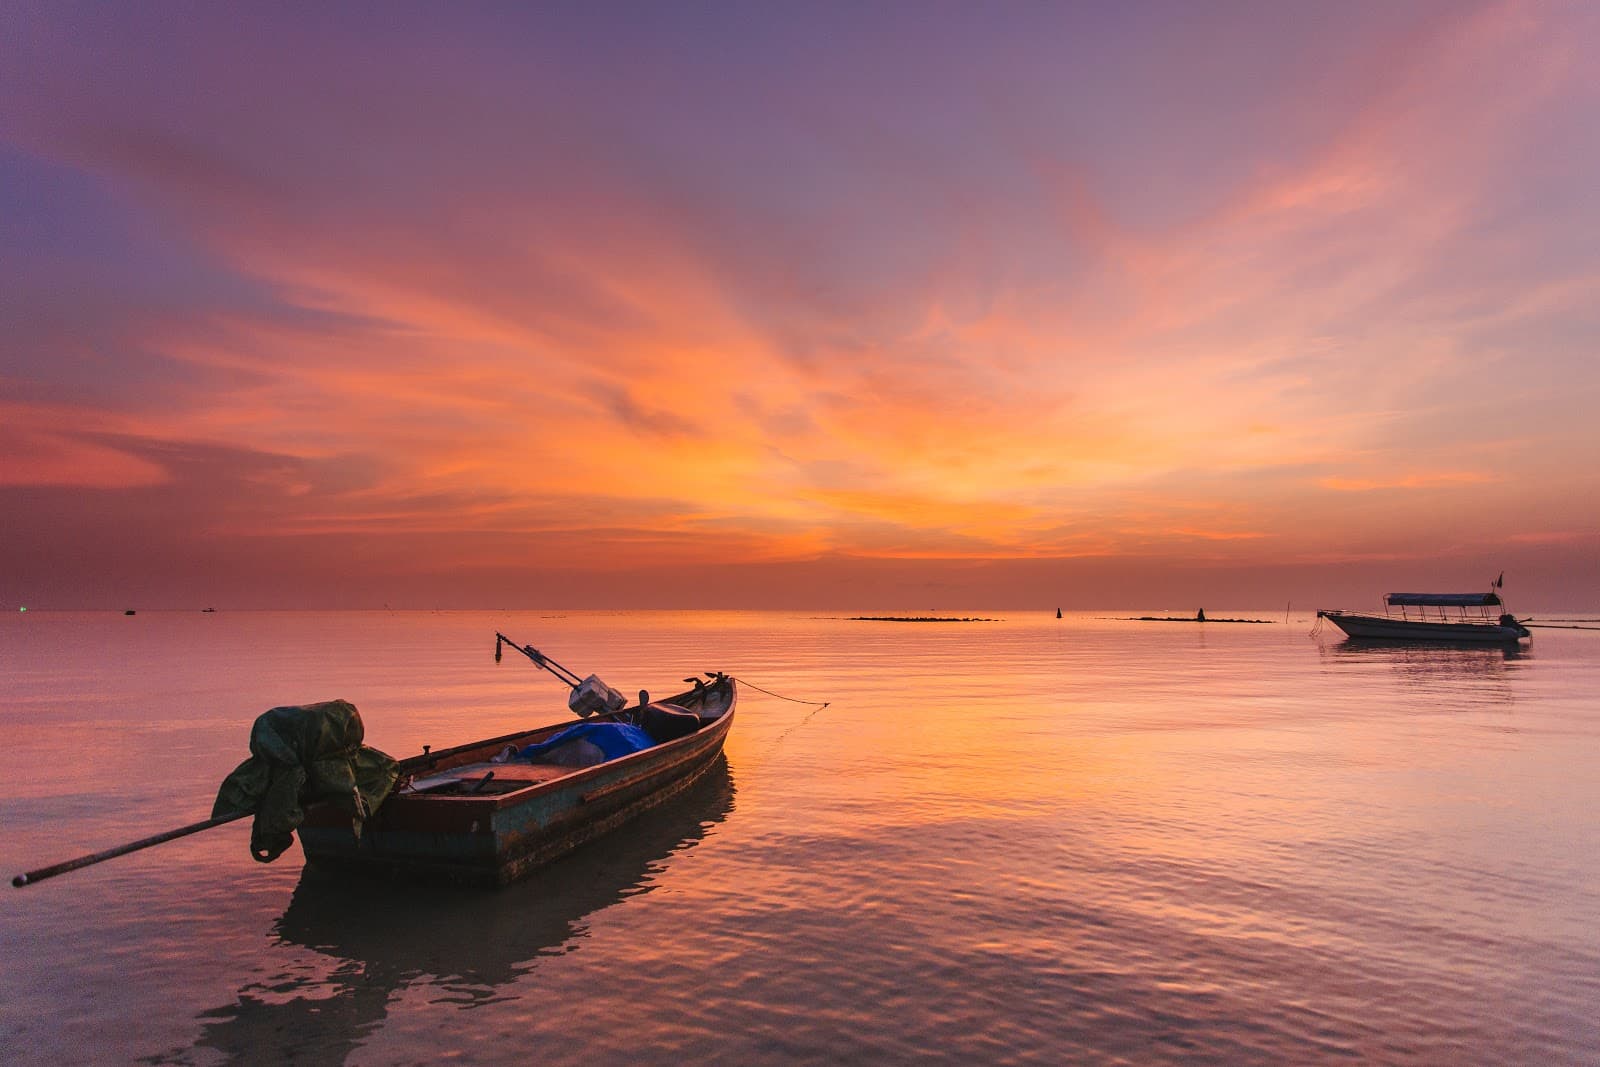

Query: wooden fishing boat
(1317, 591), (1531, 643)
(298, 673), (736, 887)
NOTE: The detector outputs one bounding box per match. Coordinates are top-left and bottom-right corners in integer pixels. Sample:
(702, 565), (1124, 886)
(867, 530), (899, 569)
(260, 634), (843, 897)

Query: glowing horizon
(3, 3), (1598, 610)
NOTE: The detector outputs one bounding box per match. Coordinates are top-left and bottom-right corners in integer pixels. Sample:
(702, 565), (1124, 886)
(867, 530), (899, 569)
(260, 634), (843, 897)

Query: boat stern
(1499, 613), (1533, 639)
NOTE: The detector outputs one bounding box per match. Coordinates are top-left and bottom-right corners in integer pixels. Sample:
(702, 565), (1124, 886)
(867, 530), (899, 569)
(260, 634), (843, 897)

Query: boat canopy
(1385, 592), (1502, 607)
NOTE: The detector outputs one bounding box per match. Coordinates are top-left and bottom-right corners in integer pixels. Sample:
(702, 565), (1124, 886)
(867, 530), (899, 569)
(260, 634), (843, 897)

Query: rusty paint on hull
(300, 678), (736, 886)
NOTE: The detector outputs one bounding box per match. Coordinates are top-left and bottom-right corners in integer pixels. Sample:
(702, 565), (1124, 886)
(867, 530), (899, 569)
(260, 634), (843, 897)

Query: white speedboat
(1317, 591), (1531, 643)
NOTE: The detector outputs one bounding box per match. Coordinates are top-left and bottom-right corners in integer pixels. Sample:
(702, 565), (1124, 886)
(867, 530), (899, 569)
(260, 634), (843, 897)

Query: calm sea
(2, 610), (1597, 1065)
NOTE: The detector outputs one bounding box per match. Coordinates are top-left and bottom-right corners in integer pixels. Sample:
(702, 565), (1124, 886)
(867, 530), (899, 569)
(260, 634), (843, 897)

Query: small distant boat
(123, 609), (136, 616)
(299, 672), (736, 886)
(1317, 591), (1530, 643)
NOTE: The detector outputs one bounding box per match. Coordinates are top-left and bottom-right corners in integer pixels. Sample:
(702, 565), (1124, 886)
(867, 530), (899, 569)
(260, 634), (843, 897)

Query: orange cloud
(1318, 472), (1497, 492)
(0, 427), (168, 489)
(4, 1), (1596, 610)
(0, 404), (171, 488)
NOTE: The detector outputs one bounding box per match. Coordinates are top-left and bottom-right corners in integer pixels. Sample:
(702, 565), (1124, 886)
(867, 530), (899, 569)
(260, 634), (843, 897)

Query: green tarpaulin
(212, 700), (399, 863)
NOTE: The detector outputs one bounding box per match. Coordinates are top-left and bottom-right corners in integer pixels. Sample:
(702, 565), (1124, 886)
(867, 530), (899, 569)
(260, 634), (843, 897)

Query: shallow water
(2, 610), (1597, 1064)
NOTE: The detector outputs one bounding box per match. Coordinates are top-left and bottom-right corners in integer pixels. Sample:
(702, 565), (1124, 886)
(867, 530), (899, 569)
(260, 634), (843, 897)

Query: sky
(2, 1), (1598, 610)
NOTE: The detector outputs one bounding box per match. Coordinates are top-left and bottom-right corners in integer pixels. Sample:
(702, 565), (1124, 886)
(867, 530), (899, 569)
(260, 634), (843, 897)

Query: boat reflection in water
(1323, 638), (1528, 668)
(1320, 639), (1529, 707)
(183, 758), (734, 1064)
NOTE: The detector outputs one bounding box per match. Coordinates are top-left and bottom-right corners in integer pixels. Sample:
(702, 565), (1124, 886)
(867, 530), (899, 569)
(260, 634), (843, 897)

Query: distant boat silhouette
(1056, 608), (1062, 619)
(123, 609), (136, 616)
(1317, 588), (1530, 643)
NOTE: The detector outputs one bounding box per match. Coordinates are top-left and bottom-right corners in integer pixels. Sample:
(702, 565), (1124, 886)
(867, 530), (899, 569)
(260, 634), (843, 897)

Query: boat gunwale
(1316, 608), (1529, 642)
(381, 678), (737, 812)
(1320, 608), (1515, 627)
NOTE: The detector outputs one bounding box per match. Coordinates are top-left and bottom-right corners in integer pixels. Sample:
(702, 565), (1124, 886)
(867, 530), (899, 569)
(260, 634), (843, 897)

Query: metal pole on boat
(11, 810), (251, 888)
(495, 632), (584, 688)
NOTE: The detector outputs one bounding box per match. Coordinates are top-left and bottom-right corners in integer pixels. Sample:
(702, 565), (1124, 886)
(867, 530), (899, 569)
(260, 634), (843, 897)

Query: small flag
(1494, 572), (1504, 588)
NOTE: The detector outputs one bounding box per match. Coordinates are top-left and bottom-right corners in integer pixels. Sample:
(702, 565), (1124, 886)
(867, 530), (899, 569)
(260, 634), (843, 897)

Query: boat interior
(395, 676), (733, 798)
(404, 760), (581, 797)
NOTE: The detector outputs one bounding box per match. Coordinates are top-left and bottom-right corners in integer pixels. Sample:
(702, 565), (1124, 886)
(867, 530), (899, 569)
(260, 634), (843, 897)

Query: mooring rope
(730, 677), (830, 707)
(730, 676), (833, 760)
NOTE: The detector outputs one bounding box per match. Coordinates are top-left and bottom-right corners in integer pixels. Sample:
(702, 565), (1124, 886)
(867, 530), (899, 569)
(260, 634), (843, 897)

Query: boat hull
(1318, 611), (1529, 643)
(299, 678), (735, 886)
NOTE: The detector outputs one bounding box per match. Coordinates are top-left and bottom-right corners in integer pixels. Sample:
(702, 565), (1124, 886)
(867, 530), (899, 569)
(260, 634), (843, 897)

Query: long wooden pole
(17, 633), (608, 888)
(11, 723), (579, 889)
(11, 810), (251, 888)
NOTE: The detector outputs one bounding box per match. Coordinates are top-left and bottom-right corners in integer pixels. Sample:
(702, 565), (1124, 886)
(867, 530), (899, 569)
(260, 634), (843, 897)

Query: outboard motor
(568, 674), (627, 717)
(1498, 613), (1530, 637)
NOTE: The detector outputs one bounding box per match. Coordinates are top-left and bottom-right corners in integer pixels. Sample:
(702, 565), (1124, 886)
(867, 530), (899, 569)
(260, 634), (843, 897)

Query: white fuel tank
(567, 674), (626, 717)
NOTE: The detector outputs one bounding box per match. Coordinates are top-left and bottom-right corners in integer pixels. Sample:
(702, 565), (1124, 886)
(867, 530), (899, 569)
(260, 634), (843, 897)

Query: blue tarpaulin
(517, 722), (655, 764)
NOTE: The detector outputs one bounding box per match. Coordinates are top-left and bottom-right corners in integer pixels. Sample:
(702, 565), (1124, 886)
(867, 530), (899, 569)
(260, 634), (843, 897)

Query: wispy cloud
(2, 2), (1598, 605)
(1318, 472), (1498, 493)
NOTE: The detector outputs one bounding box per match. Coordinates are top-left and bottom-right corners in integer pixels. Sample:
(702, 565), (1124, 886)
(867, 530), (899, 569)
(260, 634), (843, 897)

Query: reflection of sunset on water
(3, 610), (1598, 1062)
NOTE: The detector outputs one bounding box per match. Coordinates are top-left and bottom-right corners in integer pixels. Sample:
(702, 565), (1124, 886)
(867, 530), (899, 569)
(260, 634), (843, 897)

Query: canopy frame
(1384, 591), (1504, 622)
(1384, 592), (1502, 607)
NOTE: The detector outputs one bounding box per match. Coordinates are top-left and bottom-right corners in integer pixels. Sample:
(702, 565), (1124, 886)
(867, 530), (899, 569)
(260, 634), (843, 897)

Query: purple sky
(3, 2), (1598, 609)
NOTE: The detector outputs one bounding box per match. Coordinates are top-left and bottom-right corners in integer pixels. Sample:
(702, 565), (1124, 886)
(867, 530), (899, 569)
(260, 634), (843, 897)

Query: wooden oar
(11, 810), (250, 888)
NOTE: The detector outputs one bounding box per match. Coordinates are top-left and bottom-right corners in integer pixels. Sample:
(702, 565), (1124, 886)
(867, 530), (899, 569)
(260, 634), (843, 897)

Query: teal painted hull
(300, 677), (736, 886)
